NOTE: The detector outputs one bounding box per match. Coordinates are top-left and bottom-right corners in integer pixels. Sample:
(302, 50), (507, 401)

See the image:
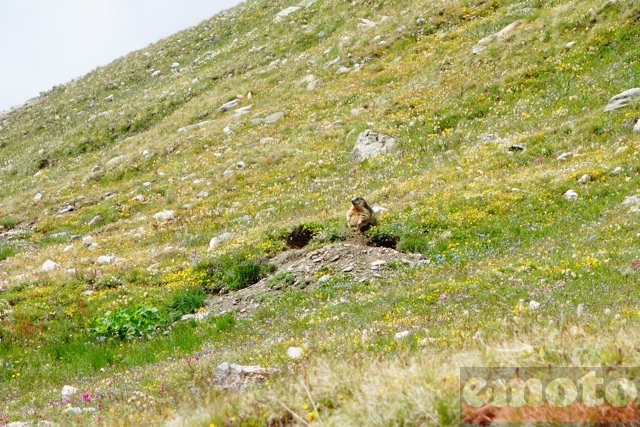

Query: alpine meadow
(2, 0), (640, 425)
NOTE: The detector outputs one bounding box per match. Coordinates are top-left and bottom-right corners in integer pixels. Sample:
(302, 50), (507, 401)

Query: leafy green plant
(91, 305), (164, 340)
(195, 252), (275, 293)
(266, 271), (295, 289)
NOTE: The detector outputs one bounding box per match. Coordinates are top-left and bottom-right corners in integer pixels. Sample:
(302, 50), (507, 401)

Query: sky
(0, 0), (243, 112)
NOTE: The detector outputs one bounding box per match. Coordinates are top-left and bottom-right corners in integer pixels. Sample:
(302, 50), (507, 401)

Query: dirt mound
(205, 239), (427, 318)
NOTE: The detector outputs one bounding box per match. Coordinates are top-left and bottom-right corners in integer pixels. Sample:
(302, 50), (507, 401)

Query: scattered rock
(132, 195), (145, 202)
(61, 385), (78, 397)
(41, 260), (60, 273)
(96, 256), (115, 265)
(358, 18), (378, 30)
(274, 6), (301, 22)
(181, 314), (195, 321)
(565, 41), (576, 49)
(336, 66), (350, 74)
(564, 190), (578, 202)
(557, 152), (572, 161)
(33, 192), (43, 202)
(307, 79), (322, 91)
(604, 88), (640, 112)
(236, 161), (247, 169)
(394, 330), (412, 340)
(153, 210), (175, 221)
(177, 121), (214, 134)
(509, 144), (526, 152)
(260, 137), (274, 145)
(212, 362), (274, 391)
(87, 215), (102, 226)
(473, 21), (519, 54)
(83, 290), (94, 296)
(218, 99), (239, 113)
(91, 165), (101, 173)
(208, 232), (233, 252)
(634, 120), (640, 133)
(350, 129), (397, 162)
(577, 174), (592, 184)
(63, 406), (82, 415)
(615, 146), (628, 156)
(195, 191), (209, 198)
(252, 111), (284, 125)
(287, 346), (304, 359)
(82, 236), (96, 247)
(105, 155), (126, 170)
(529, 301), (541, 311)
(611, 166), (623, 176)
(233, 105), (252, 118)
(56, 203), (74, 215)
(622, 195), (640, 206)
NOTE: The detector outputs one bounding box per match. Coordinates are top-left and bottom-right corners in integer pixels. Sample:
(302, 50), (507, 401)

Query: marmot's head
(351, 197), (367, 207)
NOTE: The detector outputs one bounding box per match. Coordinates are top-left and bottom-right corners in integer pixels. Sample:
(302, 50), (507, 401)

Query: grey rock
(307, 79), (322, 91)
(287, 347), (304, 359)
(82, 236), (96, 247)
(232, 105), (252, 118)
(91, 165), (101, 173)
(350, 129), (397, 162)
(41, 260), (60, 273)
(274, 6), (301, 22)
(622, 195), (640, 206)
(218, 99), (239, 113)
(212, 362), (275, 391)
(236, 161), (247, 169)
(153, 210), (175, 221)
(473, 21), (519, 53)
(87, 215), (102, 226)
(63, 407), (82, 415)
(177, 120), (214, 134)
(223, 169), (235, 177)
(604, 88), (640, 112)
(336, 66), (350, 74)
(181, 314), (196, 321)
(132, 195), (145, 202)
(34, 192), (43, 202)
(358, 19), (378, 30)
(208, 232), (233, 252)
(105, 155), (126, 170)
(394, 330), (412, 340)
(564, 190), (578, 202)
(577, 174), (592, 184)
(7, 422), (31, 427)
(61, 385), (78, 396)
(509, 144), (525, 152)
(634, 120), (640, 133)
(96, 256), (115, 265)
(195, 191), (209, 198)
(611, 166), (623, 176)
(557, 152), (572, 161)
(264, 112), (284, 124)
(260, 137), (275, 145)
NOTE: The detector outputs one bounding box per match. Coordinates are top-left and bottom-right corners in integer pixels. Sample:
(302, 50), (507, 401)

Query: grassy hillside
(1, 0), (640, 425)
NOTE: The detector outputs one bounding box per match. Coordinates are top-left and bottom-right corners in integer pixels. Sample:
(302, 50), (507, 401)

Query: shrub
(91, 305), (164, 340)
(194, 252), (276, 293)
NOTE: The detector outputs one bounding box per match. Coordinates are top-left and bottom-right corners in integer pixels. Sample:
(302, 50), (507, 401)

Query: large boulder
(350, 130), (397, 162)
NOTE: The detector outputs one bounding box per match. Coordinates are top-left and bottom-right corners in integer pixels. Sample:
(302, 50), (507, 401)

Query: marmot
(346, 197), (376, 231)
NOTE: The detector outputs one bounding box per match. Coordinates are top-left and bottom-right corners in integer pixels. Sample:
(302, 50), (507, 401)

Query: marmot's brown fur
(346, 197), (376, 231)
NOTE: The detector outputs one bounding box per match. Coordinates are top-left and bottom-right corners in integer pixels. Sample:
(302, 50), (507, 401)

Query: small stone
(195, 191), (209, 198)
(223, 169), (234, 177)
(634, 120), (640, 133)
(142, 181), (152, 187)
(96, 256), (115, 265)
(61, 385), (78, 397)
(318, 275), (332, 284)
(88, 243), (100, 251)
(83, 290), (94, 296)
(604, 88), (640, 112)
(564, 190), (578, 201)
(7, 422), (31, 427)
(87, 215), (102, 226)
(529, 300), (541, 310)
(611, 167), (623, 176)
(350, 129), (397, 162)
(336, 66), (350, 74)
(577, 174), (592, 185)
(151, 70), (161, 77)
(342, 265), (354, 273)
(63, 245), (74, 252)
(557, 152), (572, 161)
(509, 144), (525, 152)
(565, 41), (576, 49)
(33, 192), (43, 202)
(308, 79), (322, 91)
(236, 161), (247, 169)
(622, 195), (640, 206)
(82, 236), (96, 247)
(394, 330), (412, 340)
(615, 146), (628, 156)
(153, 210), (175, 221)
(260, 137), (274, 145)
(41, 260), (60, 272)
(105, 155), (126, 170)
(181, 314), (196, 321)
(287, 347), (304, 359)
(263, 111), (284, 124)
(132, 195), (145, 202)
(208, 232), (233, 251)
(63, 406), (82, 415)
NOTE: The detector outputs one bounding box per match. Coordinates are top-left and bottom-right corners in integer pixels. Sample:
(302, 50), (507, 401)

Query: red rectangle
(462, 402), (639, 423)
